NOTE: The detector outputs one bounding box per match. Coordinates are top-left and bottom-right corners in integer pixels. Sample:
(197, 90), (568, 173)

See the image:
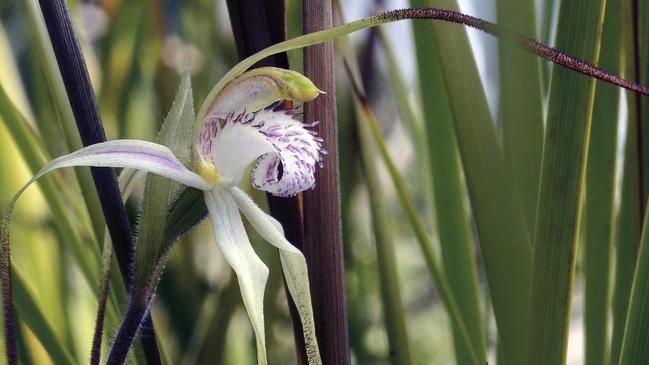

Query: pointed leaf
(619, 202), (649, 364)
(157, 69), (196, 167)
(528, 0), (606, 363)
(134, 70), (200, 290)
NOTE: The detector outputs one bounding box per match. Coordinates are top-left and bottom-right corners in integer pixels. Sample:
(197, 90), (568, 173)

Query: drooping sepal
(204, 188), (270, 365)
(231, 187), (322, 364)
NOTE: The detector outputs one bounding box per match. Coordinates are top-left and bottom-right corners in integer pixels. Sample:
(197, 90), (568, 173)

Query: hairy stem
(106, 300), (149, 365)
(199, 7), (649, 122)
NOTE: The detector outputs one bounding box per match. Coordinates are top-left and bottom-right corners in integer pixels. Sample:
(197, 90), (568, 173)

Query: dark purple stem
(37, 1), (160, 364)
(1, 208), (16, 365)
(89, 259), (112, 365)
(106, 301), (149, 365)
(37, 1), (134, 278)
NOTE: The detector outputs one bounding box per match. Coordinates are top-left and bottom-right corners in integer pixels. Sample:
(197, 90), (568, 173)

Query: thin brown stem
(303, 1), (350, 363)
(371, 8), (649, 95)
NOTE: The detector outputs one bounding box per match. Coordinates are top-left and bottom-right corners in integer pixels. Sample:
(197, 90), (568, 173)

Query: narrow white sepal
(204, 188), (269, 365)
(230, 187), (322, 365)
(39, 140), (213, 191)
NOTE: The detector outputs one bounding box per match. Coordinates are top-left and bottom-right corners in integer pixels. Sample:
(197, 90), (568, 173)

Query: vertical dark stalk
(632, 0), (647, 214)
(303, 1), (349, 363)
(36, 1), (161, 363)
(90, 251), (112, 365)
(106, 300), (149, 365)
(225, 0), (310, 362)
(37, 1), (132, 278)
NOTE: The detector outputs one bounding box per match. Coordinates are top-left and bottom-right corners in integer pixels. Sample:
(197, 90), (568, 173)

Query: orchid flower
(3, 67), (324, 365)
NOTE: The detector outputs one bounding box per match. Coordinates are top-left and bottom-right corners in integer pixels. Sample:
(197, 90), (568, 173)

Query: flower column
(303, 1), (350, 363)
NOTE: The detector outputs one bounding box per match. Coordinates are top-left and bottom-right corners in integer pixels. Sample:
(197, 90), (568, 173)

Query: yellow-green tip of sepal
(203, 67), (324, 120)
(259, 67), (326, 101)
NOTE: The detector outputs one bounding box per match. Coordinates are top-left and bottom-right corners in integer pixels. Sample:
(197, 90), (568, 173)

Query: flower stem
(90, 242), (113, 365)
(303, 1), (349, 363)
(106, 300), (149, 365)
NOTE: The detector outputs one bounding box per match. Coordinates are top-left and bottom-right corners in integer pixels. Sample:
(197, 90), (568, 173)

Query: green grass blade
(97, 0), (147, 135)
(610, 1), (644, 362)
(619, 200), (649, 364)
(424, 1), (533, 362)
(583, 1), (622, 364)
(377, 29), (434, 214)
(13, 270), (75, 365)
(336, 26), (414, 363)
(24, 0), (106, 244)
(352, 95), (480, 364)
(527, 0), (606, 363)
(0, 82), (125, 361)
(353, 85), (414, 365)
(497, 0), (544, 233)
(611, 152), (642, 364)
(0, 83), (101, 293)
(408, 1), (486, 363)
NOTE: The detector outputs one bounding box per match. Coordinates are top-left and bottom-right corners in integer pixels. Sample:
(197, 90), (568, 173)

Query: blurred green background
(1, 0), (642, 364)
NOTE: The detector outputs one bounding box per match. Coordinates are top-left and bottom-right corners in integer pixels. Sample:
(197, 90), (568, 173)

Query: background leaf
(528, 0), (606, 364)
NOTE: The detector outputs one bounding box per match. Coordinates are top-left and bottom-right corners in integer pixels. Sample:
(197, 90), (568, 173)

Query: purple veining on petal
(204, 101), (324, 196)
(247, 103), (325, 197)
(90, 150), (187, 171)
(197, 117), (220, 159)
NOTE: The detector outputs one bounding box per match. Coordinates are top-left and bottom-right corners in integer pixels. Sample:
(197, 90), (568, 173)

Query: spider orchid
(3, 67), (324, 364)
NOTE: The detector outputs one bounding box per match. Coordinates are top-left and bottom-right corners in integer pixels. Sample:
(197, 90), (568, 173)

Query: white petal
(231, 187), (322, 365)
(3, 139), (211, 229)
(210, 115), (275, 186)
(250, 106), (323, 197)
(204, 188), (269, 365)
(36, 140), (213, 190)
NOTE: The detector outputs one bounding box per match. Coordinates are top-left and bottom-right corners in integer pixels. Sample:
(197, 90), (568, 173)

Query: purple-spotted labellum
(207, 102), (325, 196)
(1, 67), (324, 365)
